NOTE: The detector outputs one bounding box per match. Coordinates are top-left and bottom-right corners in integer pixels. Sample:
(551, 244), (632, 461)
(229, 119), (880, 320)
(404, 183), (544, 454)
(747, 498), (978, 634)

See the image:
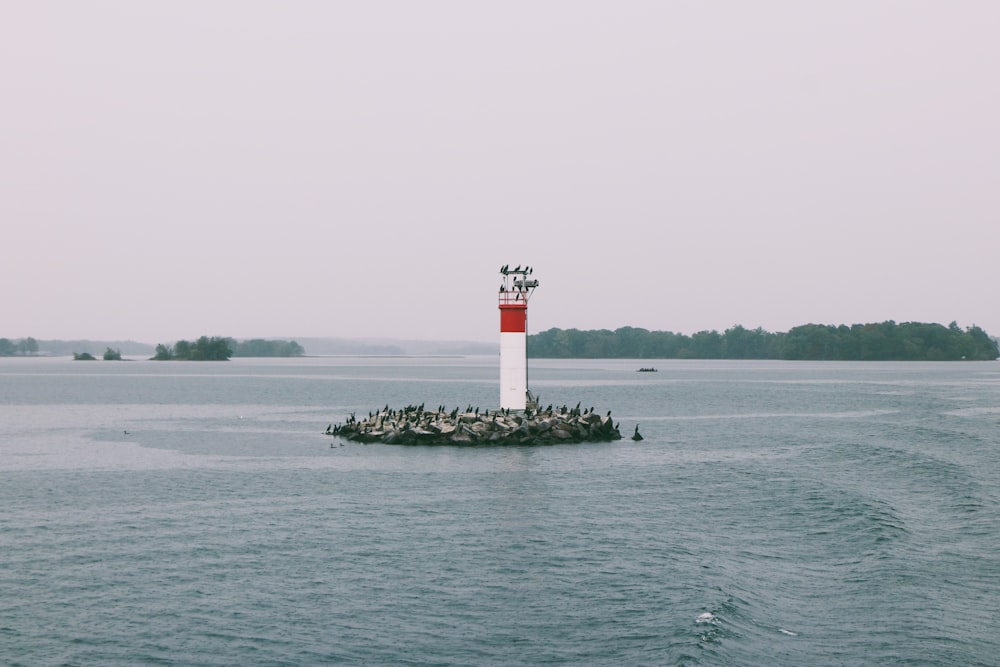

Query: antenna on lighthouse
(499, 265), (539, 411)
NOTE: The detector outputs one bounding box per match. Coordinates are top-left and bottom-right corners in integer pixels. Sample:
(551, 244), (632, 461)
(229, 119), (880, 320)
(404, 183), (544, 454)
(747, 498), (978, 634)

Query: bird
(632, 425), (644, 441)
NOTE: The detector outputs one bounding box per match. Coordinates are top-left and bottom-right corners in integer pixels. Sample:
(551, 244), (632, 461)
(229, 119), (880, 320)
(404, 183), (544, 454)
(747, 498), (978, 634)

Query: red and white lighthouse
(498, 264), (539, 411)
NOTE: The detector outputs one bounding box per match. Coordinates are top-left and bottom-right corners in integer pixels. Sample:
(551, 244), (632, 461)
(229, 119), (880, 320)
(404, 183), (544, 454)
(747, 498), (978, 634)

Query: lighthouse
(498, 265), (539, 411)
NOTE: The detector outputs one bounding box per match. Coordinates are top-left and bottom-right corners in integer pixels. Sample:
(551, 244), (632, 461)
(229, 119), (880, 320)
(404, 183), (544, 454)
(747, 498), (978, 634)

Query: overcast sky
(3, 2), (998, 344)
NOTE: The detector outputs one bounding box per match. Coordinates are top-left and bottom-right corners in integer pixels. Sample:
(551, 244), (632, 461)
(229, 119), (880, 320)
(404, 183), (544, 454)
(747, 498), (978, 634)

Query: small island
(71, 347), (124, 360)
(151, 337), (305, 360)
(328, 404), (623, 446)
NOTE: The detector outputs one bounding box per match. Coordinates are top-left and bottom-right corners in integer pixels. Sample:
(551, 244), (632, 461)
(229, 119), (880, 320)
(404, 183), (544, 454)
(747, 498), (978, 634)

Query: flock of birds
(499, 264), (533, 275)
(325, 402), (643, 445)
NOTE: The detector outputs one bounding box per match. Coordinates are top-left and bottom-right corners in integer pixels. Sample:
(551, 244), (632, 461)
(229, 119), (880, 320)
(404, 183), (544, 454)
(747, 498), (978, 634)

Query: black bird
(632, 425), (644, 441)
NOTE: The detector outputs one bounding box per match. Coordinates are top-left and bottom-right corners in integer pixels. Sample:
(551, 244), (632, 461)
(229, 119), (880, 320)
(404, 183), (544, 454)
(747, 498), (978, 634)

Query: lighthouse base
(327, 404), (623, 446)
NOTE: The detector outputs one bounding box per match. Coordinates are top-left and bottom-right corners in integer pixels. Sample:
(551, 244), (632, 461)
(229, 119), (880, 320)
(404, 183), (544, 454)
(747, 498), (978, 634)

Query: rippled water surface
(2, 357), (999, 665)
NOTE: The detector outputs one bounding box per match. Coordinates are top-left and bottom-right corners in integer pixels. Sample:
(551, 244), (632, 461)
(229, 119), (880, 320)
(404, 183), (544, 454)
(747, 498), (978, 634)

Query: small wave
(943, 406), (1000, 417)
(695, 612), (716, 624)
(778, 628), (797, 636)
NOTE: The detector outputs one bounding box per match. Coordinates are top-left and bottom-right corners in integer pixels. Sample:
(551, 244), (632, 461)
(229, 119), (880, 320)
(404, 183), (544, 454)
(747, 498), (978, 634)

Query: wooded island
(151, 337), (305, 360)
(528, 321), (998, 361)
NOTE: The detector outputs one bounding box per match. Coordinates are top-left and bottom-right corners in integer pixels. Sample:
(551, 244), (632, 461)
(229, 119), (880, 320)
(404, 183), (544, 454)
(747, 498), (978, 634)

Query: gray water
(1, 356), (998, 666)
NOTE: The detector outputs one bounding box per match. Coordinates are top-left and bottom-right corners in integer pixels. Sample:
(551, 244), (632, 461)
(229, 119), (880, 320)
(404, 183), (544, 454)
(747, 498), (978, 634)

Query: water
(2, 356), (999, 665)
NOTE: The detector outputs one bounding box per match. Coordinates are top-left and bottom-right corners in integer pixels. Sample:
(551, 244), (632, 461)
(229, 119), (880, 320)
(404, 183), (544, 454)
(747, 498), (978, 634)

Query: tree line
(528, 322), (999, 361)
(0, 337), (39, 356)
(153, 336), (233, 360)
(1, 336), (305, 359)
(152, 337), (304, 360)
(230, 339), (304, 357)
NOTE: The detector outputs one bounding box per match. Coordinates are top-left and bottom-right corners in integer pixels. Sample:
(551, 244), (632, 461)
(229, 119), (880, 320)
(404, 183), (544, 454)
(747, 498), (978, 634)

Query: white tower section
(498, 265), (539, 411)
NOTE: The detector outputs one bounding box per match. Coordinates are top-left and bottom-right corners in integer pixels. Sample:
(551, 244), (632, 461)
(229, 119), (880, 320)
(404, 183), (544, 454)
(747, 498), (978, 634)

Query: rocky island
(327, 403), (624, 446)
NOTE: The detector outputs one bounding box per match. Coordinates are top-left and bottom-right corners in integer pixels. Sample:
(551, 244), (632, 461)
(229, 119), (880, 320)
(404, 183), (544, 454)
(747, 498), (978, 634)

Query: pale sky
(3, 2), (998, 344)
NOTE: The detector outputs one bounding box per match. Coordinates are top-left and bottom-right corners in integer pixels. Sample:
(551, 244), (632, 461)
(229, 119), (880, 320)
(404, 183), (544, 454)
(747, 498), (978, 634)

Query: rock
(326, 404), (623, 446)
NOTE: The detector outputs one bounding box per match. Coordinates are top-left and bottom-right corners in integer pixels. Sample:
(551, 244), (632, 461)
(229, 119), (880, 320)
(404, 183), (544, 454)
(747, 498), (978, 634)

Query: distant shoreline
(3, 322), (998, 361)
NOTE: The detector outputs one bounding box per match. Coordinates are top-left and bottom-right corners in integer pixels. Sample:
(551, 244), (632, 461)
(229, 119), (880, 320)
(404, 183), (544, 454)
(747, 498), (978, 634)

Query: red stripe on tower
(499, 305), (526, 333)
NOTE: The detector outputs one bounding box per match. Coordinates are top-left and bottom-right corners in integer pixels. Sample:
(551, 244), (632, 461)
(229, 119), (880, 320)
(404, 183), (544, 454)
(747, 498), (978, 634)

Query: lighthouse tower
(498, 265), (539, 411)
